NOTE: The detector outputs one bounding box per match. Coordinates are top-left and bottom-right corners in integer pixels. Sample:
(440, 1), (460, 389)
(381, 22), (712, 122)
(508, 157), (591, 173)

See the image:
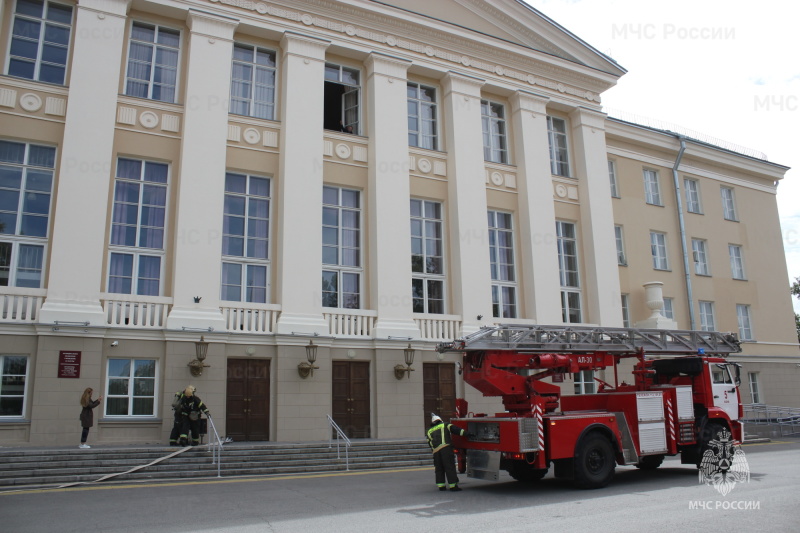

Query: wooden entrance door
(226, 359), (270, 441)
(423, 363), (456, 429)
(331, 361), (370, 438)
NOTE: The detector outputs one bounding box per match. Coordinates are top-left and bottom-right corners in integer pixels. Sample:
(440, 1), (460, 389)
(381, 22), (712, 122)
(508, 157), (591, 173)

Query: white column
(274, 32), (330, 336)
(365, 53), (420, 339)
(166, 10), (238, 331)
(509, 91), (563, 324)
(39, 0), (131, 325)
(569, 107), (623, 326)
(442, 72), (493, 334)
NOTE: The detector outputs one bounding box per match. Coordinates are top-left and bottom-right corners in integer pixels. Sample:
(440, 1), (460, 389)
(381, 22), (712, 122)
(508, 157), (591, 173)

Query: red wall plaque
(58, 351), (81, 378)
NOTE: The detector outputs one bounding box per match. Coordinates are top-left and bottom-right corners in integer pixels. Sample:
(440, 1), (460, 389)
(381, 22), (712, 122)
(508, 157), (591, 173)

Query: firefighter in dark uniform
(179, 385), (210, 446)
(168, 388), (186, 446)
(427, 413), (467, 491)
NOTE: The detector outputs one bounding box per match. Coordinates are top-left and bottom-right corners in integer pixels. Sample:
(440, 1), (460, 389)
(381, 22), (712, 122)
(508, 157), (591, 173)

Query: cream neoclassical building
(0, 0), (796, 446)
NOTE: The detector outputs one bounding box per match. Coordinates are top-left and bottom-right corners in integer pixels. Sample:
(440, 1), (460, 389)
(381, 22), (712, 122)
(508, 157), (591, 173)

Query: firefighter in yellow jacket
(426, 413), (467, 491)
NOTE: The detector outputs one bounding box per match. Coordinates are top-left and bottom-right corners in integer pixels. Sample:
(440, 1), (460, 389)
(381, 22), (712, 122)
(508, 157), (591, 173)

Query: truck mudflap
(466, 449), (502, 481)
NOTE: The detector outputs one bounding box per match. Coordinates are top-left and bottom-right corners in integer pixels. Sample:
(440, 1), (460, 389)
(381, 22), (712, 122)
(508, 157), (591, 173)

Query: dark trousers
(169, 412), (182, 444)
(181, 417), (201, 445)
(432, 446), (459, 487)
(80, 427), (90, 443)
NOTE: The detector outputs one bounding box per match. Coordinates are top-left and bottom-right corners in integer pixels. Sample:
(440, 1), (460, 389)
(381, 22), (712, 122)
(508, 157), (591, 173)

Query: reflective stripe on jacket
(426, 422), (464, 454)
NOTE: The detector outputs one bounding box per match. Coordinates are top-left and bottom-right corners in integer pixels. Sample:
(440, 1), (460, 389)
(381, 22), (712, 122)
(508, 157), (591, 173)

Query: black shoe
(449, 487), (462, 492)
(438, 487), (447, 491)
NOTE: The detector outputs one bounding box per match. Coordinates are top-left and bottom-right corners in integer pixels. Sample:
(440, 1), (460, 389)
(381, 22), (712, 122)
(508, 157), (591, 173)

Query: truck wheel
(696, 422), (726, 468)
(507, 461), (548, 482)
(635, 454), (665, 470)
(574, 433), (615, 489)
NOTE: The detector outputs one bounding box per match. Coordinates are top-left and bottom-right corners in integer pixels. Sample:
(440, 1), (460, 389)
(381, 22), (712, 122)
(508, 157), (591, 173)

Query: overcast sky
(523, 0), (800, 313)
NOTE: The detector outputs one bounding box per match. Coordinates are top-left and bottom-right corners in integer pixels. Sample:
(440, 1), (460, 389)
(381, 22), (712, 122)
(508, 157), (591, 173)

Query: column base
(166, 306), (227, 332)
(275, 312), (330, 336)
(635, 316), (678, 330)
(39, 299), (107, 327)
(373, 318), (421, 340)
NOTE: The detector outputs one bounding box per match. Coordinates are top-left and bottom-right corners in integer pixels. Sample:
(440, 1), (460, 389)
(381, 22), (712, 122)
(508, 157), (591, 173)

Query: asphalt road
(1, 439), (798, 533)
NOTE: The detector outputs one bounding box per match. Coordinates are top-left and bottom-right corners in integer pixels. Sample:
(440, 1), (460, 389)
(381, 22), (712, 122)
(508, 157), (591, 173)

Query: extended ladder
(437, 324), (741, 355)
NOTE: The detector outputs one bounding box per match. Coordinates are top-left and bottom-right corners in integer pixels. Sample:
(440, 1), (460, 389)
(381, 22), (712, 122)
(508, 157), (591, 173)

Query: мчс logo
(698, 427), (750, 496)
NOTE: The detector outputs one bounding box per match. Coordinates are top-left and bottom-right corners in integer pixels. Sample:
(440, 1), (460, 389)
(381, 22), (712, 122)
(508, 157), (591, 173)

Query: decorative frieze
(553, 181), (579, 201)
(485, 169), (517, 190)
(0, 88), (16, 108)
(19, 93), (43, 112)
(45, 97), (66, 116)
(117, 106), (136, 125)
(204, 0), (600, 103)
(161, 115), (181, 132)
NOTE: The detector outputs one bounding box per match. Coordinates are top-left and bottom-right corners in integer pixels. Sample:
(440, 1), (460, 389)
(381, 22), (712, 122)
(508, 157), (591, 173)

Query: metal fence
(742, 404), (800, 436)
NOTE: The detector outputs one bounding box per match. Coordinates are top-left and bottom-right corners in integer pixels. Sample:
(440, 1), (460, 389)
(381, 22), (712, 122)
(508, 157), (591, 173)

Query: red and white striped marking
(666, 398), (676, 444)
(534, 404), (544, 450)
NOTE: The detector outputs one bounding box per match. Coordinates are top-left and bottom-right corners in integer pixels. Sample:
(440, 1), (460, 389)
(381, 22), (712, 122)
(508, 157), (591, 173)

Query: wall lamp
(298, 340), (319, 378)
(188, 336), (210, 377)
(394, 344), (416, 380)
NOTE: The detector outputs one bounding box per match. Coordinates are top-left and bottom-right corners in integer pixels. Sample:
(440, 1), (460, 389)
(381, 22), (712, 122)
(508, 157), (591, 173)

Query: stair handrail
(326, 415), (351, 471)
(206, 414), (225, 477)
(743, 403), (800, 435)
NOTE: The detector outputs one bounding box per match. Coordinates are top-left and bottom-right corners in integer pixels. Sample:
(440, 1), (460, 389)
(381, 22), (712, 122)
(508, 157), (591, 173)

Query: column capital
(442, 70), (485, 99)
(77, 0), (131, 17)
(186, 9), (239, 40)
(510, 90), (550, 116)
(568, 106), (607, 130)
(280, 31), (330, 62)
(365, 52), (411, 79)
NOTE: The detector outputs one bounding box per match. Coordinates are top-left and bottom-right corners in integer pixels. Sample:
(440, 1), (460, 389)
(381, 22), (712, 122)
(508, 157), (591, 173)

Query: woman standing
(79, 388), (102, 449)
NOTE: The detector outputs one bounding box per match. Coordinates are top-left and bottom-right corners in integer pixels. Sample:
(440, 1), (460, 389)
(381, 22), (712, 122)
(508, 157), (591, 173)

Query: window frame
(488, 209), (517, 319)
(650, 231), (669, 271)
(721, 186), (738, 221)
(6, 0), (74, 85)
(729, 244), (746, 280)
(481, 99), (508, 164)
(547, 116), (571, 177)
(322, 185), (362, 309)
(692, 238), (710, 276)
(0, 354), (29, 418)
(608, 160), (619, 198)
(556, 220), (582, 323)
(407, 81), (438, 151)
(684, 178), (703, 214)
(621, 293), (631, 328)
(220, 172), (271, 303)
(737, 304), (754, 341)
(614, 225), (626, 266)
(107, 157), (169, 296)
(699, 300), (716, 332)
(229, 42), (277, 121)
(104, 357), (158, 418)
(643, 169), (662, 206)
(748, 372), (761, 404)
(573, 369), (595, 395)
(324, 61), (361, 134)
(123, 20), (182, 104)
(663, 297), (675, 320)
(411, 198), (446, 314)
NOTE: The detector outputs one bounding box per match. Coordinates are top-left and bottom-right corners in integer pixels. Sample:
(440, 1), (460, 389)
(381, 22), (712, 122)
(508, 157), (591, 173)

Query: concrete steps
(0, 439), (432, 489)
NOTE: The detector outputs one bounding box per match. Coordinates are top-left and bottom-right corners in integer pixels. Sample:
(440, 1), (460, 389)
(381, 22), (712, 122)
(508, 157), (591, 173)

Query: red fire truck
(437, 324), (743, 489)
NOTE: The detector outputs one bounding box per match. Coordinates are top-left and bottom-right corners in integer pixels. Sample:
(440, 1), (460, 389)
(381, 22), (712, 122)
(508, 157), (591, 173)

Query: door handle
(713, 395), (719, 399)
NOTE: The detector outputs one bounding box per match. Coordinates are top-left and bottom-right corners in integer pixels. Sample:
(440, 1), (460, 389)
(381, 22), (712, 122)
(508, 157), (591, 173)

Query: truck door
(711, 364), (739, 421)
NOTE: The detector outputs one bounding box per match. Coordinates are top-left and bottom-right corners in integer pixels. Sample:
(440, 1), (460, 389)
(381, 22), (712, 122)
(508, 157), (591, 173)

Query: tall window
(699, 300), (716, 332)
(574, 370), (595, 394)
(322, 186), (361, 309)
(692, 238), (710, 276)
(729, 244), (746, 280)
(0, 140), (55, 288)
(608, 160), (619, 197)
(721, 186), (738, 221)
(650, 232), (668, 270)
(125, 22), (180, 103)
(644, 169), (662, 205)
(663, 297), (674, 320)
(324, 63), (360, 133)
(615, 225), (626, 266)
(557, 221), (581, 323)
(737, 304), (753, 341)
(230, 44), (276, 120)
(488, 210), (516, 319)
(0, 355), (28, 417)
(411, 199), (444, 314)
(221, 173), (270, 303)
(105, 358), (156, 417)
(684, 178), (702, 213)
(621, 294), (631, 327)
(481, 100), (508, 164)
(748, 372), (761, 404)
(547, 116), (570, 177)
(108, 158), (168, 296)
(7, 0), (73, 84)
(407, 82), (437, 150)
